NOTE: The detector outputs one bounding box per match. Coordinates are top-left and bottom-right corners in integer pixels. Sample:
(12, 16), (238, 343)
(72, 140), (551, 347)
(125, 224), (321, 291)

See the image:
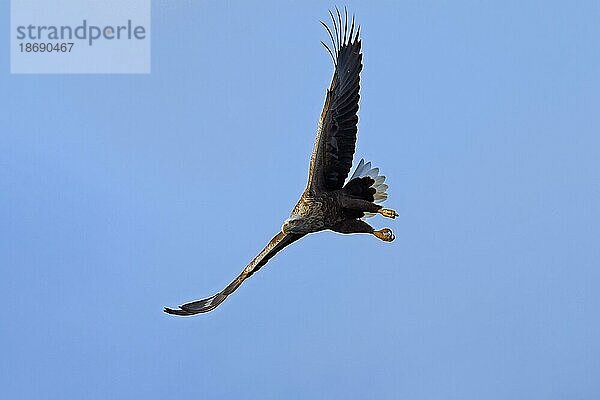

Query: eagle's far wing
(164, 231), (304, 316)
(307, 9), (363, 192)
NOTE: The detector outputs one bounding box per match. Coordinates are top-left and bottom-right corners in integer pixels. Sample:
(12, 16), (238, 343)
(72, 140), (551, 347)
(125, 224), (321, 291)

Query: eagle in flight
(165, 9), (398, 316)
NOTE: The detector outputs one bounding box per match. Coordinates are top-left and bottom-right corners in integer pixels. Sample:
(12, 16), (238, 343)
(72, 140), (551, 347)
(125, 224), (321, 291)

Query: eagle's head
(282, 215), (310, 234)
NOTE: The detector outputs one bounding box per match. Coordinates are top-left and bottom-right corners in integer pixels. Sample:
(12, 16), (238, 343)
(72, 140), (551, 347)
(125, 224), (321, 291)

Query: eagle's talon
(373, 228), (395, 242)
(378, 208), (398, 219)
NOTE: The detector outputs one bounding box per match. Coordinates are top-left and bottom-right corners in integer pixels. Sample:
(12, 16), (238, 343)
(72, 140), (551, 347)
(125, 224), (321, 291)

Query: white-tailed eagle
(165, 9), (398, 316)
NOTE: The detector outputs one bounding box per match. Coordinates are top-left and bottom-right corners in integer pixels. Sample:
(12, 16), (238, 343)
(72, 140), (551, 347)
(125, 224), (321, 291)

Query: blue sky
(2, 1), (600, 399)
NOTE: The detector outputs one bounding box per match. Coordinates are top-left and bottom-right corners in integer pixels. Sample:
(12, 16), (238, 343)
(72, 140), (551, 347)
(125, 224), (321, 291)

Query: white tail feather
(347, 158), (389, 219)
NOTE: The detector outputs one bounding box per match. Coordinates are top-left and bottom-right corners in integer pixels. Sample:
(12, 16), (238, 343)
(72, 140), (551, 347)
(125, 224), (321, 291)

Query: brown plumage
(165, 9), (398, 316)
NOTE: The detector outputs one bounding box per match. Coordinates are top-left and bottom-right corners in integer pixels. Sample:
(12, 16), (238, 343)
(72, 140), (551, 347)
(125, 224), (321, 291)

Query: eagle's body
(165, 10), (398, 316)
(288, 186), (383, 235)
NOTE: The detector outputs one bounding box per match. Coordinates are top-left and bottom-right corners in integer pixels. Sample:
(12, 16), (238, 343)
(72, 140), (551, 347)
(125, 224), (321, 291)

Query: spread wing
(164, 231), (305, 316)
(307, 9), (363, 192)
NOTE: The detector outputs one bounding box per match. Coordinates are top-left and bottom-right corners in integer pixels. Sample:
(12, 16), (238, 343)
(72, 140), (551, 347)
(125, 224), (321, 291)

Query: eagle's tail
(345, 159), (388, 218)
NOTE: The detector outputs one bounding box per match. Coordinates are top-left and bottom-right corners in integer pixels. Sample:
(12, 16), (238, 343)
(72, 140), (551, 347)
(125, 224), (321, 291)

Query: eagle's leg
(332, 219), (374, 234)
(331, 220), (395, 242)
(341, 197), (398, 220)
(339, 196), (382, 213)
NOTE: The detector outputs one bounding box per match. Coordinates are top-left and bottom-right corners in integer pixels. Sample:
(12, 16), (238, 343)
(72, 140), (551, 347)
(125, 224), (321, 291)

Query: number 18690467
(19, 42), (74, 52)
